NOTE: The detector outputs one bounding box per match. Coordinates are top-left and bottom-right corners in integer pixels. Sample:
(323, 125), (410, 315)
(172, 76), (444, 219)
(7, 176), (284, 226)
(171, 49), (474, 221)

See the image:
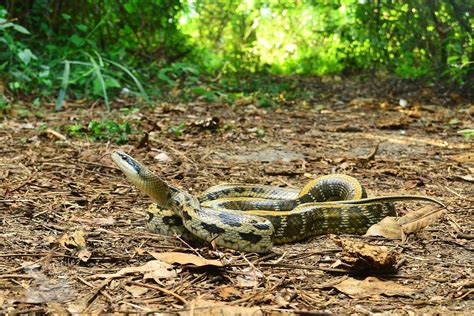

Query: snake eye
(118, 153), (141, 174)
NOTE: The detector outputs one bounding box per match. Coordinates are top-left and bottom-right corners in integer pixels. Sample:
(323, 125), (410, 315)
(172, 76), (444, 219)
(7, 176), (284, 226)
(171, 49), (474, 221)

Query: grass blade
(56, 60), (70, 111)
(88, 54), (109, 111)
(104, 58), (150, 104)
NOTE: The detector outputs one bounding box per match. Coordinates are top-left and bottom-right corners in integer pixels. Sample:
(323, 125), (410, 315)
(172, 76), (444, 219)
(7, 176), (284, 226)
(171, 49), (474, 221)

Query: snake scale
(111, 150), (445, 253)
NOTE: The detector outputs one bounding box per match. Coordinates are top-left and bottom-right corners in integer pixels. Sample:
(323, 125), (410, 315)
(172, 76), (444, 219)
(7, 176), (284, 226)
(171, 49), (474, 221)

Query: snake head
(111, 150), (174, 207)
(112, 150), (143, 175)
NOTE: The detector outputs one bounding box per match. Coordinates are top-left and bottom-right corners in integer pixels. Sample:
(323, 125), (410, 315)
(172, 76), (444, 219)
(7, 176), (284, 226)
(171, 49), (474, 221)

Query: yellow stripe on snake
(111, 151), (445, 253)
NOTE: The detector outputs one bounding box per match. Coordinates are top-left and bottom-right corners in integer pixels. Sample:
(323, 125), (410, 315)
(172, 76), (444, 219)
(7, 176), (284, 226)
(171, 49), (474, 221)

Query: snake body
(111, 150), (445, 253)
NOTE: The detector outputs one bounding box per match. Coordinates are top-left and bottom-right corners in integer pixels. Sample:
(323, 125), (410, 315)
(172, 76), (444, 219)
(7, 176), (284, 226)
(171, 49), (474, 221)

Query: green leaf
(124, 3), (135, 13)
(104, 58), (150, 104)
(69, 34), (85, 47)
(76, 24), (88, 32)
(17, 49), (36, 65)
(13, 24), (30, 34)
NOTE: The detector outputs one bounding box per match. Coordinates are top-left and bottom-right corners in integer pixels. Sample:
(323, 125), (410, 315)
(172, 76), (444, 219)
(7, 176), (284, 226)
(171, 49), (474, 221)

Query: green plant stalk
(56, 60), (70, 111)
(88, 54), (109, 111)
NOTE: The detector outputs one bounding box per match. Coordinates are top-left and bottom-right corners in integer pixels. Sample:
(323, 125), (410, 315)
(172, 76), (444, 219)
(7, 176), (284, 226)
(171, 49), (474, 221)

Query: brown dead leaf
(333, 277), (416, 298)
(77, 248), (91, 262)
(366, 206), (445, 239)
(59, 231), (87, 251)
(365, 217), (402, 239)
(376, 115), (409, 130)
(217, 286), (241, 300)
(398, 205), (445, 235)
(349, 97), (376, 108)
(94, 260), (176, 280)
(124, 285), (149, 297)
(454, 174), (474, 182)
(148, 251), (223, 267)
(59, 230), (90, 260)
(333, 237), (398, 270)
(449, 152), (474, 163)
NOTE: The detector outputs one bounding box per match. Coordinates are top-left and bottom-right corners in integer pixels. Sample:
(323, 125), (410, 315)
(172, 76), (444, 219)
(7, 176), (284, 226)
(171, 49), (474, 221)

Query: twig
(126, 280), (188, 305)
(228, 262), (347, 273)
(0, 274), (34, 279)
(361, 142), (379, 160)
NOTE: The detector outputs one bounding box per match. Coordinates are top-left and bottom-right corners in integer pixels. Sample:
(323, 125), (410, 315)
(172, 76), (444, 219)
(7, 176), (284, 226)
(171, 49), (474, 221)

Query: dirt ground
(1, 78), (473, 314)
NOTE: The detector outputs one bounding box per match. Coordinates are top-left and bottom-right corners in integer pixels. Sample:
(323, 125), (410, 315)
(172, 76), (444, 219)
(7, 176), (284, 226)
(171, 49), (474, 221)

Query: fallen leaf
(333, 237), (398, 270)
(398, 206), (445, 235)
(333, 277), (416, 298)
(148, 251), (223, 267)
(94, 260), (176, 280)
(274, 294), (290, 307)
(349, 97), (376, 108)
(143, 265), (178, 282)
(124, 285), (149, 297)
(365, 206), (445, 239)
(449, 152), (474, 163)
(59, 231), (87, 251)
(77, 248), (91, 262)
(365, 217), (403, 239)
(454, 174), (474, 182)
(376, 116), (409, 130)
(217, 286), (241, 300)
(235, 268), (263, 288)
(154, 152), (172, 163)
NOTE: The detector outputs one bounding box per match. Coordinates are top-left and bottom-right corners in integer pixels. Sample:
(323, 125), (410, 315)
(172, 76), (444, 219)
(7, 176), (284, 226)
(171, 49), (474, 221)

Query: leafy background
(1, 0), (471, 104)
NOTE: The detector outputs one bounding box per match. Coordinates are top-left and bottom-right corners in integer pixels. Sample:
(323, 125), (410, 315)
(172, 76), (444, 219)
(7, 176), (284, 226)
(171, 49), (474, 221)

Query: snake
(111, 150), (445, 253)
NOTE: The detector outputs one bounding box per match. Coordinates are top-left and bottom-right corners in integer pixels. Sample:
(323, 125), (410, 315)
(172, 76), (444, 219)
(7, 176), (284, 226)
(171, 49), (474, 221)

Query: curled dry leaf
(59, 230), (87, 251)
(59, 230), (91, 261)
(398, 205), (445, 235)
(94, 260), (176, 280)
(365, 217), (403, 239)
(217, 286), (241, 300)
(333, 276), (416, 298)
(154, 152), (172, 163)
(365, 206), (445, 239)
(148, 251), (223, 267)
(449, 152), (474, 163)
(124, 285), (149, 297)
(333, 237), (398, 270)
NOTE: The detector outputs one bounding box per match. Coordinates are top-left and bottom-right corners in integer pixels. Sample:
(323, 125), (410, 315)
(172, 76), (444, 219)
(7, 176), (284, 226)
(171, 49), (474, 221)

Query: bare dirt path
(1, 79), (473, 314)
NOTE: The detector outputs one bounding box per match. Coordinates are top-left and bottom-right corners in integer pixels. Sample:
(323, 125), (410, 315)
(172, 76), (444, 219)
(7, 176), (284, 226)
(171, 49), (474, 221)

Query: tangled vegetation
(0, 0), (472, 105)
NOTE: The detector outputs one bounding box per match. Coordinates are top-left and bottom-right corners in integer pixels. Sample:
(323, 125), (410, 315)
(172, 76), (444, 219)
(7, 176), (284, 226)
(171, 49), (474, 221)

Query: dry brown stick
(0, 274), (34, 279)
(126, 280), (188, 305)
(361, 142), (380, 160)
(228, 262), (347, 273)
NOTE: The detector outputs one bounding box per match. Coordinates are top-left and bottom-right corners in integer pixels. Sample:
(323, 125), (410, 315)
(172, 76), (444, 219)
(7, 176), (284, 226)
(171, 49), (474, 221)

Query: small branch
(126, 281), (188, 305)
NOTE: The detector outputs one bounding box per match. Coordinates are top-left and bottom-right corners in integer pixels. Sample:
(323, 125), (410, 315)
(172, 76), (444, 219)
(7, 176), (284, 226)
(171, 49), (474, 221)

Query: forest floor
(1, 77), (473, 314)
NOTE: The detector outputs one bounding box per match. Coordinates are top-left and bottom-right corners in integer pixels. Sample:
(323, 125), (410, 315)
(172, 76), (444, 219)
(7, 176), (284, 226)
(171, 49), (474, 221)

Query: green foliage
(64, 119), (134, 144)
(1, 0), (472, 101)
(182, 0), (472, 85)
(56, 53), (149, 111)
(168, 123), (186, 137)
(457, 129), (474, 140)
(0, 8), (52, 94)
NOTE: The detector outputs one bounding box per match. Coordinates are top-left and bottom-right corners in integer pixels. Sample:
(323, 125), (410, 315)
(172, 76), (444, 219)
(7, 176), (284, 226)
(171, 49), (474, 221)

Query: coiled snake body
(111, 151), (444, 253)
